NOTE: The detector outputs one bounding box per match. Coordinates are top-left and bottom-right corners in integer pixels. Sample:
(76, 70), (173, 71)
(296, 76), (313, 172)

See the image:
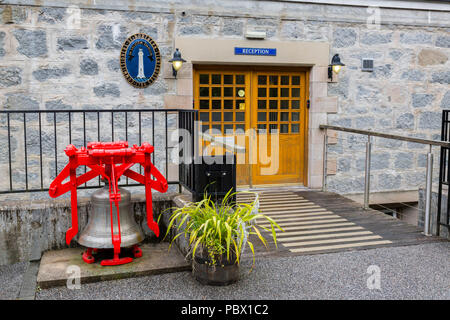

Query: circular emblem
(120, 33), (161, 88)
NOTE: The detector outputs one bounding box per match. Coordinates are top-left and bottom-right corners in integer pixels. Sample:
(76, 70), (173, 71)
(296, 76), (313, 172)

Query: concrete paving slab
(36, 242), (450, 300)
(18, 261), (40, 300)
(37, 242), (190, 289)
(0, 261), (28, 300)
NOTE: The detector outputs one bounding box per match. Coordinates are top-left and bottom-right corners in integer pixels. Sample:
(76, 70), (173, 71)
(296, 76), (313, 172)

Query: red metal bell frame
(49, 141), (168, 266)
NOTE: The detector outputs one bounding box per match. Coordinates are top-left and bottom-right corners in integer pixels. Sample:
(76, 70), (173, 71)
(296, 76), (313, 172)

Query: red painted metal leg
(101, 255), (133, 266)
(82, 248), (95, 264)
(133, 245), (143, 258)
(144, 155), (159, 237)
(66, 166), (79, 245)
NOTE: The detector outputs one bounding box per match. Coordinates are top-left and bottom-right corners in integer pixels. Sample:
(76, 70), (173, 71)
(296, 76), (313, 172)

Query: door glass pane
(281, 88), (289, 97)
(258, 100), (267, 109)
(236, 74), (245, 84)
(258, 124), (267, 133)
(212, 112), (221, 122)
(202, 125), (209, 132)
(280, 100), (289, 109)
(200, 100), (209, 109)
(211, 74), (221, 84)
(224, 100), (233, 109)
(269, 100), (277, 109)
(291, 100), (300, 109)
(200, 87), (209, 97)
(258, 112), (266, 122)
(291, 112), (299, 121)
(291, 124), (299, 133)
(212, 100), (221, 109)
(224, 124), (233, 133)
(292, 76), (300, 85)
(235, 112), (245, 122)
(269, 76), (278, 85)
(236, 100), (245, 110)
(223, 87), (233, 97)
(212, 87), (221, 97)
(291, 88), (300, 97)
(269, 88), (278, 97)
(281, 112), (289, 121)
(258, 75), (267, 85)
(199, 74), (209, 84)
(270, 124), (278, 133)
(269, 112), (278, 122)
(200, 112), (209, 121)
(235, 124), (245, 132)
(223, 74), (233, 84)
(212, 124), (222, 133)
(281, 76), (289, 85)
(258, 88), (266, 97)
(224, 112), (233, 122)
(280, 124), (289, 133)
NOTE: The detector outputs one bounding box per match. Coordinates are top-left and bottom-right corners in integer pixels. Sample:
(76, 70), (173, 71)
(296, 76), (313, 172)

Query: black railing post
(438, 110), (450, 236)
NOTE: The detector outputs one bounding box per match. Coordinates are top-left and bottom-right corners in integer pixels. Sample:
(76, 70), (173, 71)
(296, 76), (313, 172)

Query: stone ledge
(0, 191), (179, 265)
(36, 242), (190, 289)
(0, 192), (178, 211)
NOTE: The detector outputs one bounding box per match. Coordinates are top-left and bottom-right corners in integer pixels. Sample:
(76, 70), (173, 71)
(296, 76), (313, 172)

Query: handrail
(320, 125), (450, 148)
(319, 124), (439, 236)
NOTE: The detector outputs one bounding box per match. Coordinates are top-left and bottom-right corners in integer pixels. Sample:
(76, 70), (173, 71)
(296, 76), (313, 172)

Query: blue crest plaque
(120, 33), (161, 88)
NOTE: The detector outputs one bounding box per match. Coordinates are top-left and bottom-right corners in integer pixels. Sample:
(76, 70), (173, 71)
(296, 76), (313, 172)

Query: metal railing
(178, 109), (198, 194)
(0, 109), (197, 195)
(320, 124), (450, 236)
(437, 110), (450, 236)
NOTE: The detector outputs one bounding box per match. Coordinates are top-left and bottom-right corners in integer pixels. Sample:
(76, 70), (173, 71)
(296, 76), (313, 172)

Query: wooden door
(251, 71), (308, 185)
(193, 66), (309, 187)
(194, 69), (251, 186)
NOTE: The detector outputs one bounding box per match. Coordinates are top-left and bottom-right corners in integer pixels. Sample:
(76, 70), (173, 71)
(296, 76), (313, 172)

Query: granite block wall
(0, 0), (448, 197)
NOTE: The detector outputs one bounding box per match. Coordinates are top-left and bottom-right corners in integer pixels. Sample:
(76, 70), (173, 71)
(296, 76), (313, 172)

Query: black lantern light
(169, 48), (186, 78)
(328, 54), (345, 81)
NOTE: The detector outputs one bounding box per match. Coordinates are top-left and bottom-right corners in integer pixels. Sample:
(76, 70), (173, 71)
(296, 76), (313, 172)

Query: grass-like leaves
(165, 189), (283, 270)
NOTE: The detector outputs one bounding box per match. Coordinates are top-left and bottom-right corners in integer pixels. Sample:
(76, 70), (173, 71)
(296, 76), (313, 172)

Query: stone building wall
(0, 0), (448, 197)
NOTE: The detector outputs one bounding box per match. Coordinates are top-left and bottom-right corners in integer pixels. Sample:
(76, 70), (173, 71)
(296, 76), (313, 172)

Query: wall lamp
(169, 48), (186, 78)
(328, 54), (345, 81)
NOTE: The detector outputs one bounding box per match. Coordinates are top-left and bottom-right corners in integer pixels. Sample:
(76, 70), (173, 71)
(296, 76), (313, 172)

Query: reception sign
(234, 47), (277, 56)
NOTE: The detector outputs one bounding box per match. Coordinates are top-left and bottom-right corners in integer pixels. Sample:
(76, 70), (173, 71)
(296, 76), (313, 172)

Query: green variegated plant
(165, 189), (283, 269)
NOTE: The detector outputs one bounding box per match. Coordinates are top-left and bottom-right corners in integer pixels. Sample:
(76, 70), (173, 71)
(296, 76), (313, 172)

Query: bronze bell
(78, 186), (144, 263)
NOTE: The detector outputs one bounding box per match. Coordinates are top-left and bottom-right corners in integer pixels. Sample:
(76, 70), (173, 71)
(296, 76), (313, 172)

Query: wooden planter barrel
(193, 255), (240, 286)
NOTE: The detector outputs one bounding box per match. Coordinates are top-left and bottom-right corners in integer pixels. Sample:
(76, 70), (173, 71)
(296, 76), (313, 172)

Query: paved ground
(30, 242), (449, 300)
(0, 261), (28, 300)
